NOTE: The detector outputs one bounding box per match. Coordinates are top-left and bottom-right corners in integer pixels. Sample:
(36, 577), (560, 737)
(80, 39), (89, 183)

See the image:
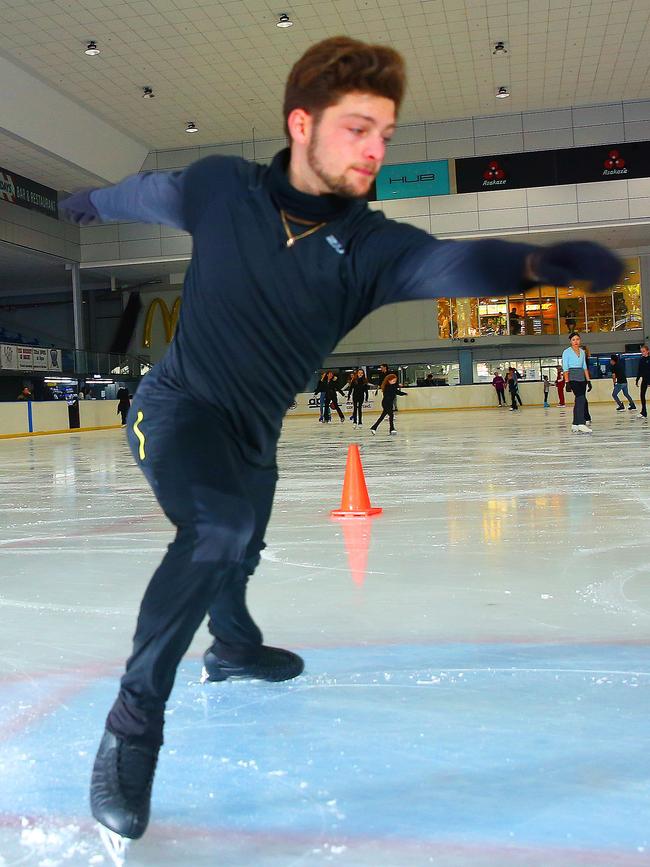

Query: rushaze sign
(0, 166), (58, 219)
(455, 140), (650, 193)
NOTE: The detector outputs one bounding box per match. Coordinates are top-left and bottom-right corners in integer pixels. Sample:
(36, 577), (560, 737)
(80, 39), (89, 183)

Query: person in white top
(561, 331), (592, 434)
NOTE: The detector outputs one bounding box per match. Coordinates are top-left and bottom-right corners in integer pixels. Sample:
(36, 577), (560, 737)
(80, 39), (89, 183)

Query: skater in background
(116, 386), (131, 426)
(507, 367), (523, 407)
(582, 345), (592, 426)
(370, 373), (406, 435)
(542, 375), (550, 407)
(314, 371), (328, 422)
(325, 371), (346, 423)
(635, 343), (650, 419)
(555, 365), (565, 406)
(610, 353), (636, 412)
(506, 370), (519, 411)
(562, 332), (592, 433)
(59, 33), (622, 852)
(347, 368), (369, 426)
(492, 370), (506, 406)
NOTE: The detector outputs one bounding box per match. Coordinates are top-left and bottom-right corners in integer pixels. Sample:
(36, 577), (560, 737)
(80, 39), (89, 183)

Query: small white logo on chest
(326, 234), (345, 255)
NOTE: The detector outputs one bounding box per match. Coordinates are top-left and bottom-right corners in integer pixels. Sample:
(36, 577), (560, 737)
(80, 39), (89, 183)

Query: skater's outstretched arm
(59, 170), (187, 230)
(353, 215), (623, 309)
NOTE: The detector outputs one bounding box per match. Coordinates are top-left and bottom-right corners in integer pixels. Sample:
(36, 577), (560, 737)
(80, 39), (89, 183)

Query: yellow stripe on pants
(133, 410), (146, 460)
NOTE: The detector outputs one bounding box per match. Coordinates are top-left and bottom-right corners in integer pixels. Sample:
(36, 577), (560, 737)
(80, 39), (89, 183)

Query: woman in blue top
(561, 332), (593, 433)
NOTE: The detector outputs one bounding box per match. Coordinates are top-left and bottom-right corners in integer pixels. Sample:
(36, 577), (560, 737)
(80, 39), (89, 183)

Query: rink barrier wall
(0, 380), (632, 438)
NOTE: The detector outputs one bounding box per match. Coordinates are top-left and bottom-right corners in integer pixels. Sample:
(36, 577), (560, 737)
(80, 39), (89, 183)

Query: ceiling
(1, 0), (650, 159)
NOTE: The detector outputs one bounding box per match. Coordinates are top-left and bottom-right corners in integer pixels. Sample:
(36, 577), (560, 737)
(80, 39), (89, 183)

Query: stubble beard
(306, 133), (370, 199)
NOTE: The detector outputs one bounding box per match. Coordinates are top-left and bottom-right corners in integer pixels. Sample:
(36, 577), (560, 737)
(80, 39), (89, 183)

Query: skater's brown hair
(283, 37), (406, 136)
(380, 373), (398, 392)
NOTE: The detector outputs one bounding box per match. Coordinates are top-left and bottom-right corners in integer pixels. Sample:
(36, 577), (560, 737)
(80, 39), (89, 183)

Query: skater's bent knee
(190, 488), (255, 563)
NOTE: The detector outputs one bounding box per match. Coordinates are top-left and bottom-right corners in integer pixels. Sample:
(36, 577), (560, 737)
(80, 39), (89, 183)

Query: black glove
(565, 382), (572, 393)
(586, 381), (592, 392)
(58, 189), (102, 226)
(528, 242), (623, 292)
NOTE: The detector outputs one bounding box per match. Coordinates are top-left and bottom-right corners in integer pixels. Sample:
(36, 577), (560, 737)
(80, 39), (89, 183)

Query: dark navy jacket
(78, 151), (537, 461)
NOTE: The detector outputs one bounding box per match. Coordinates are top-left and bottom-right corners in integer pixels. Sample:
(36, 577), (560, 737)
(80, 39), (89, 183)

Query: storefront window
(452, 297), (479, 338)
(506, 294), (525, 335)
(437, 299), (452, 339)
(477, 297), (507, 336)
(557, 286), (586, 333)
(538, 288), (559, 334)
(613, 257), (642, 331)
(585, 292), (614, 333)
(402, 363), (460, 386)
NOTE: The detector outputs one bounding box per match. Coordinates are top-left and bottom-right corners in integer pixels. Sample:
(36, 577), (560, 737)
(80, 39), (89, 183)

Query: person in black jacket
(116, 387), (131, 426)
(370, 373), (406, 435)
(59, 35), (623, 848)
(324, 371), (346, 423)
(610, 353), (636, 411)
(635, 344), (650, 419)
(313, 371), (328, 422)
(347, 368), (369, 426)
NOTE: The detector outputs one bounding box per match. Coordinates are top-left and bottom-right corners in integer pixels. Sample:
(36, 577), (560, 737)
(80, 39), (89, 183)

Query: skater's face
(387, 375), (397, 385)
(288, 92), (396, 198)
(642, 346), (649, 357)
(570, 334), (581, 350)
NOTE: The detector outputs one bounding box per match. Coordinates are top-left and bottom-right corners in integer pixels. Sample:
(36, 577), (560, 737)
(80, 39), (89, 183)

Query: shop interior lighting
(277, 13), (293, 27)
(85, 41), (100, 56)
(185, 121), (198, 133)
(45, 377), (76, 383)
(496, 86), (510, 99)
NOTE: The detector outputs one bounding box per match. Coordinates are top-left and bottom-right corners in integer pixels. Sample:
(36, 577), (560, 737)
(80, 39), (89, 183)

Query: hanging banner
(375, 159), (450, 200)
(455, 151), (557, 193)
(17, 346), (33, 370)
(0, 343), (62, 371)
(0, 344), (16, 370)
(0, 166), (59, 219)
(555, 141), (650, 185)
(47, 348), (62, 371)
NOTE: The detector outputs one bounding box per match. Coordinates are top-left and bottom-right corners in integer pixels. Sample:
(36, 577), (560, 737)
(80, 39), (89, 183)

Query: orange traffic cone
(330, 444), (382, 518)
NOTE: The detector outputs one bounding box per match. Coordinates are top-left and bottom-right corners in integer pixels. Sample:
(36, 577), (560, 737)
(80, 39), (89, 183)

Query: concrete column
(458, 348), (474, 384)
(71, 262), (84, 351)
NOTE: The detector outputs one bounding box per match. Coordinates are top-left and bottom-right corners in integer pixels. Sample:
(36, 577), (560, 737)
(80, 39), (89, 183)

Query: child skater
(347, 369), (369, 426)
(370, 373), (406, 435)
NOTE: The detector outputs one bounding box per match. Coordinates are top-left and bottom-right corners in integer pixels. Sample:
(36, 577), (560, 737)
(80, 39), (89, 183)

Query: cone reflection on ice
(341, 518), (372, 586)
(330, 444), (382, 518)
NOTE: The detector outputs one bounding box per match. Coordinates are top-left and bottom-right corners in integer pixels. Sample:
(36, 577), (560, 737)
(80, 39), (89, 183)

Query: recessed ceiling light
(493, 41), (507, 55)
(142, 86), (155, 99)
(85, 40), (100, 56)
(496, 86), (510, 99)
(185, 121), (198, 134)
(277, 13), (293, 27)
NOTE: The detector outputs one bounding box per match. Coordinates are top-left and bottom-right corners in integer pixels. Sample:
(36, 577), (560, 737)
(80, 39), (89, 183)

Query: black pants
(571, 380), (587, 425)
(371, 405), (395, 432)
(107, 383), (277, 745)
(330, 398), (344, 421)
(641, 380), (648, 417)
(352, 398), (364, 424)
(496, 389), (506, 405)
(118, 406), (129, 424)
(509, 389), (518, 409)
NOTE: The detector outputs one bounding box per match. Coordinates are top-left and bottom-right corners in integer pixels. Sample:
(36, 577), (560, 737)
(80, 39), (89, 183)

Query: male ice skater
(60, 36), (623, 848)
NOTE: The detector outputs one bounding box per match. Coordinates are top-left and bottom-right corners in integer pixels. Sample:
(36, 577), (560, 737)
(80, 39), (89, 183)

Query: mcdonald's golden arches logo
(142, 297), (181, 349)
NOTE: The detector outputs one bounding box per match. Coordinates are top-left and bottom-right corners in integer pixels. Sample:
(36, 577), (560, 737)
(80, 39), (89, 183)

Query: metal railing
(61, 349), (152, 379)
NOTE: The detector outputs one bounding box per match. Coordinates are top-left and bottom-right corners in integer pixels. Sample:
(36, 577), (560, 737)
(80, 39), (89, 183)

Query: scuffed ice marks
(18, 818), (104, 865)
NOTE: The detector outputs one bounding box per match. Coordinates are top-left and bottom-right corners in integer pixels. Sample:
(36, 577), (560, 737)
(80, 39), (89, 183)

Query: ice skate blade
(98, 824), (130, 867)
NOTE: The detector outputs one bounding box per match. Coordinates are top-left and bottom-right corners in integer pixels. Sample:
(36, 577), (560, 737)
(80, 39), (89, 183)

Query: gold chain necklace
(280, 209), (327, 248)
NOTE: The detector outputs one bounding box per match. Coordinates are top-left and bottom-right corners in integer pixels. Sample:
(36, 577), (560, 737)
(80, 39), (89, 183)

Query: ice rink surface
(0, 404), (649, 867)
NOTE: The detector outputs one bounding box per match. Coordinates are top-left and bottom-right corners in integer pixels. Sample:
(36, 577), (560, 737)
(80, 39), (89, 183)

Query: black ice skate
(201, 644), (304, 683)
(91, 730), (160, 864)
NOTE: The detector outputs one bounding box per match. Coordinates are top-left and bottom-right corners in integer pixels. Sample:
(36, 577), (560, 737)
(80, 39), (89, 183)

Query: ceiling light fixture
(142, 86), (155, 98)
(496, 86), (510, 99)
(277, 13), (293, 28)
(85, 40), (100, 56)
(493, 41), (507, 55)
(185, 121), (198, 133)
